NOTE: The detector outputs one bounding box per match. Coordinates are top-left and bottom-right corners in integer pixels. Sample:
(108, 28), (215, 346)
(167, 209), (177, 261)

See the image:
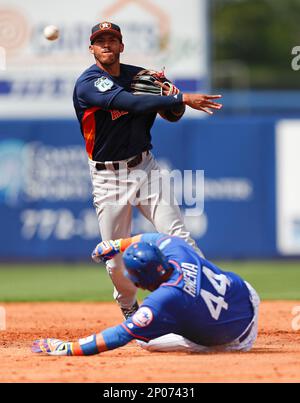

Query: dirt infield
(0, 301), (300, 383)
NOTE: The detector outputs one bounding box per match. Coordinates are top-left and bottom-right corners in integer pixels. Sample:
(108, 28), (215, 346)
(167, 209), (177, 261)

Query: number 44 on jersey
(201, 267), (231, 321)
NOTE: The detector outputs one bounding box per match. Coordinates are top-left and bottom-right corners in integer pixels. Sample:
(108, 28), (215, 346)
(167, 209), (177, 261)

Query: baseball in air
(43, 25), (59, 41)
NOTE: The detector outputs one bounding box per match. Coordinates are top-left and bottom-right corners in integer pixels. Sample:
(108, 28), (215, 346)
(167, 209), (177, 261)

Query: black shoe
(121, 301), (139, 320)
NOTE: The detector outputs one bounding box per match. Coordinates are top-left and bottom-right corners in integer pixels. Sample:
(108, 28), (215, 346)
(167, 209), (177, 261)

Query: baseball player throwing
(73, 21), (223, 319)
(32, 233), (260, 356)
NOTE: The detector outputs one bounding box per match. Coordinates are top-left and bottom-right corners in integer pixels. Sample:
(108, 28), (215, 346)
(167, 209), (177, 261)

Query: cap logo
(100, 22), (112, 30)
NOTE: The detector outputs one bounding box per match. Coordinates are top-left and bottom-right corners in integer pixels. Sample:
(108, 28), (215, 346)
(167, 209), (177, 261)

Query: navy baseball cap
(90, 22), (122, 43)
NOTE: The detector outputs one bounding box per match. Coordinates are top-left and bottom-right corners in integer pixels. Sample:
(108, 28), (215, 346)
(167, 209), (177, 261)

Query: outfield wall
(0, 116), (299, 260)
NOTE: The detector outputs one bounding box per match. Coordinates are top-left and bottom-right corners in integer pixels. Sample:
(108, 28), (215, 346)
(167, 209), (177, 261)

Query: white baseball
(43, 25), (59, 41)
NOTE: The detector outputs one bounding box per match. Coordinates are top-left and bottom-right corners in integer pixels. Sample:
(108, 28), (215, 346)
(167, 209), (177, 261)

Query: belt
(95, 151), (148, 171)
(238, 281), (257, 343)
(238, 321), (254, 343)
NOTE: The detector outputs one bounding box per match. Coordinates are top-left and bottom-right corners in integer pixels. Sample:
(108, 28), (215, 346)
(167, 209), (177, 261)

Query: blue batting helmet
(123, 242), (171, 291)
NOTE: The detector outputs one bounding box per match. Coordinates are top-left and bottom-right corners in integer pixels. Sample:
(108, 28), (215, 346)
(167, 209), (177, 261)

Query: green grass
(0, 261), (299, 302)
(0, 264), (149, 302)
(220, 261), (300, 300)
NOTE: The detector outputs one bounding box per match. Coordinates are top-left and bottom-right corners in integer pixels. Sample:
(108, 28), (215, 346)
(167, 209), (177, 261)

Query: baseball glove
(131, 69), (179, 96)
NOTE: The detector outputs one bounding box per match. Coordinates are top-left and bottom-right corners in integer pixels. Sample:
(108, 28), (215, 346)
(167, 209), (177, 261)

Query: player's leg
(136, 153), (204, 257)
(137, 334), (213, 353)
(98, 205), (138, 312)
(138, 316), (258, 353)
(89, 162), (138, 317)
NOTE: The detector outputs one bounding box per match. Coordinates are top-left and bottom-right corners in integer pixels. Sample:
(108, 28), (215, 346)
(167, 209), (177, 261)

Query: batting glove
(32, 338), (73, 356)
(91, 239), (121, 263)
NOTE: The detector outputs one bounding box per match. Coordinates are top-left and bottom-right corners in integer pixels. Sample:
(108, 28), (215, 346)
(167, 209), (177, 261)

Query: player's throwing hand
(182, 93), (222, 115)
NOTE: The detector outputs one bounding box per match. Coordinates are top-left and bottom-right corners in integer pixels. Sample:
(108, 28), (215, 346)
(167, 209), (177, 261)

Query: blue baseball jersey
(102, 234), (254, 349)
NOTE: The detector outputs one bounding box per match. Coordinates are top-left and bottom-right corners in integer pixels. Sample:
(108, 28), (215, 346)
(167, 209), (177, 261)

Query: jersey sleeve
(76, 75), (123, 110)
(140, 233), (167, 245)
(75, 72), (184, 114)
(119, 233), (168, 252)
(120, 303), (178, 342)
(111, 91), (184, 114)
(102, 287), (181, 350)
(101, 302), (178, 350)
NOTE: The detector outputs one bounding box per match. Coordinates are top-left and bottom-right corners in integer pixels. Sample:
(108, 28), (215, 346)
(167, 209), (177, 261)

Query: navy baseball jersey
(73, 64), (184, 162)
(102, 233), (254, 349)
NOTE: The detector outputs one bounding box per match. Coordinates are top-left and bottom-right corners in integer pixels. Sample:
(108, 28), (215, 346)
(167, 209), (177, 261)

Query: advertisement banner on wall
(0, 121), (98, 259)
(152, 117), (277, 259)
(0, 117), (277, 260)
(0, 0), (208, 118)
(276, 120), (300, 256)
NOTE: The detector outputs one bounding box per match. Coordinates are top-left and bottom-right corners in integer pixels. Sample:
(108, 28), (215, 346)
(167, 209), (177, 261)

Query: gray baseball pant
(88, 151), (203, 309)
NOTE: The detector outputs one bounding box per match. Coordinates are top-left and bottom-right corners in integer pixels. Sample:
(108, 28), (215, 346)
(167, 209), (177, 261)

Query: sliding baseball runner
(32, 233), (260, 356)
